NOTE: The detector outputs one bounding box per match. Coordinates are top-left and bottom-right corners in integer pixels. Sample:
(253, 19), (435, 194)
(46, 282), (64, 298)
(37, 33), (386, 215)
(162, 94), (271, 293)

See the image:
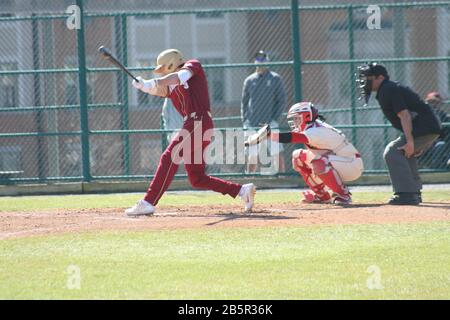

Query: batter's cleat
(125, 199), (155, 216)
(332, 193), (352, 205)
(302, 190), (331, 203)
(240, 183), (256, 213)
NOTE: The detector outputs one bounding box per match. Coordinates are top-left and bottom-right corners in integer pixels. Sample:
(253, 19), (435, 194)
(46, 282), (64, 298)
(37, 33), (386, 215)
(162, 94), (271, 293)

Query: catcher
(246, 102), (364, 204)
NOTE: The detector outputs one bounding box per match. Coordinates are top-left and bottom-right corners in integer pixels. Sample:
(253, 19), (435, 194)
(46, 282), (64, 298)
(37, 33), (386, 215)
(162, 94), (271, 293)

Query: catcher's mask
(287, 102), (319, 131)
(356, 62), (388, 105)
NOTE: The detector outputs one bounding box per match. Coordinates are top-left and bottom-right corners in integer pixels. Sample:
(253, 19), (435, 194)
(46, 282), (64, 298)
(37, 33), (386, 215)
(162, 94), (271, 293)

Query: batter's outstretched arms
(132, 70), (193, 98)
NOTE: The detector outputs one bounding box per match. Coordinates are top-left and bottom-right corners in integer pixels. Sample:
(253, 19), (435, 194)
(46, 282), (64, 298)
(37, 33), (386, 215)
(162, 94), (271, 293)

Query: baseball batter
(125, 49), (256, 216)
(246, 102), (363, 204)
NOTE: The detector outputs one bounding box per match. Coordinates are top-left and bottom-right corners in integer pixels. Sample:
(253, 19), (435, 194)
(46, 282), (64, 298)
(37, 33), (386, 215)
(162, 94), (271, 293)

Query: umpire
(357, 63), (442, 205)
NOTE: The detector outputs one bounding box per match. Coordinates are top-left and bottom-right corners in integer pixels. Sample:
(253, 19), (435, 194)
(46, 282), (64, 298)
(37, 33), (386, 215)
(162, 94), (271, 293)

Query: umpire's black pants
(383, 134), (439, 193)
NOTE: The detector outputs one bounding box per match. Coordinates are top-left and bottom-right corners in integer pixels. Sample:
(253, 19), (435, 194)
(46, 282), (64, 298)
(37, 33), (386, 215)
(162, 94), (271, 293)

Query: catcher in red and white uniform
(246, 102), (364, 204)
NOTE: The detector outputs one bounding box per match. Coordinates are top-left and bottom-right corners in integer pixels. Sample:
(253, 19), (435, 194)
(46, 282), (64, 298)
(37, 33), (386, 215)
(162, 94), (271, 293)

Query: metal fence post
(31, 15), (46, 181)
(348, 5), (357, 146)
(76, 0), (91, 182)
(115, 14), (130, 176)
(291, 0), (302, 102)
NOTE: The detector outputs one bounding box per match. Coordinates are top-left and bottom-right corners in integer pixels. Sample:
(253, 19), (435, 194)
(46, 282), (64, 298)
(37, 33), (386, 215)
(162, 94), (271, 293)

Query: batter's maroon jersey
(168, 59), (211, 117)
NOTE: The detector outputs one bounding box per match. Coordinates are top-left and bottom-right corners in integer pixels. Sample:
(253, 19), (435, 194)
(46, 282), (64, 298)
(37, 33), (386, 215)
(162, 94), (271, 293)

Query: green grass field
(0, 190), (449, 299)
(0, 190), (449, 211)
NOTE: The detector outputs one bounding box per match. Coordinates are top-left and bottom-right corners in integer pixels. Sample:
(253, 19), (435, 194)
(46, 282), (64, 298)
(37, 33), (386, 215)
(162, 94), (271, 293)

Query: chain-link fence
(0, 0), (449, 184)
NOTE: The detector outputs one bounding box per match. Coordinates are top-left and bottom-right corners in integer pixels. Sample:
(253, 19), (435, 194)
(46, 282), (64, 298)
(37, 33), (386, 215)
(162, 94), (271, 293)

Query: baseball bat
(98, 46), (139, 82)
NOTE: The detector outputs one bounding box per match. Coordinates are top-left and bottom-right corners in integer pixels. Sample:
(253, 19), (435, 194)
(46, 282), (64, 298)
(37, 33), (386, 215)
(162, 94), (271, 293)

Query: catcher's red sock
(302, 190), (331, 203)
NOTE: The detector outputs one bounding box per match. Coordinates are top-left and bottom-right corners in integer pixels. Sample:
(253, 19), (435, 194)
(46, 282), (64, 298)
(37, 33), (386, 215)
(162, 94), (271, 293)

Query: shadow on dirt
(293, 203), (385, 211)
(419, 203), (450, 209)
(205, 213), (296, 226)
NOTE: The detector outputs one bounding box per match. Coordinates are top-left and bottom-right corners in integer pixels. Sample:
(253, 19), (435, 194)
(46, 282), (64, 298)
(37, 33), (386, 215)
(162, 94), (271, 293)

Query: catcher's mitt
(244, 124), (271, 147)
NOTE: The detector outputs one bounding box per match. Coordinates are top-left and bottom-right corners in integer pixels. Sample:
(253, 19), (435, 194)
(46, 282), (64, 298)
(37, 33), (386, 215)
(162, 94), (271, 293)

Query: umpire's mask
(356, 62), (388, 105)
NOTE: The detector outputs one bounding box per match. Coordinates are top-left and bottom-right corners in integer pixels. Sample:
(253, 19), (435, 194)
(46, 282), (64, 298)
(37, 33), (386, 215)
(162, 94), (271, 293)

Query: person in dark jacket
(241, 51), (287, 173)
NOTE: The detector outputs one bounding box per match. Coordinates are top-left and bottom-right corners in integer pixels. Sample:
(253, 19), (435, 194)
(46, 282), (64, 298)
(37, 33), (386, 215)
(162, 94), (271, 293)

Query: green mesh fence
(0, 0), (449, 184)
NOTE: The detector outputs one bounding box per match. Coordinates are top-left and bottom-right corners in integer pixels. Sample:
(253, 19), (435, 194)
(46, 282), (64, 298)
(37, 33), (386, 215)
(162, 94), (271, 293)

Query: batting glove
(132, 76), (144, 90)
(132, 77), (157, 93)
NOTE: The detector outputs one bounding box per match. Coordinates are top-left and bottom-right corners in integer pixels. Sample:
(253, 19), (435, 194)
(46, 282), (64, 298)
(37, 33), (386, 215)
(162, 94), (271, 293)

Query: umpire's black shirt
(375, 79), (442, 137)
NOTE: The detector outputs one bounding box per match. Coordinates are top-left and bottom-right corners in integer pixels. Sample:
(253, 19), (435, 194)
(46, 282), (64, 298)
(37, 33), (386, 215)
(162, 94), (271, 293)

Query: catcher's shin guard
(311, 157), (350, 199)
(292, 150), (330, 202)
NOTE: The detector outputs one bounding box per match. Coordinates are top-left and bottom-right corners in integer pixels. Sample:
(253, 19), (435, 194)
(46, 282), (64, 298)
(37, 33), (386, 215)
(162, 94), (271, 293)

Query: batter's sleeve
(181, 60), (202, 78)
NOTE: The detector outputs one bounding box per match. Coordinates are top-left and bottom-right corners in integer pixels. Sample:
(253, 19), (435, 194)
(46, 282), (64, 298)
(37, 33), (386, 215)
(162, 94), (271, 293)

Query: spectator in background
(424, 92), (450, 169)
(241, 50), (287, 173)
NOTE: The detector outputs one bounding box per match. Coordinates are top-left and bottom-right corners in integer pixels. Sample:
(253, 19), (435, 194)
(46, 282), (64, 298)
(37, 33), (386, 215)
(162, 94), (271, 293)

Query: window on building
(64, 77), (95, 105)
(0, 146), (22, 171)
(62, 141), (81, 176)
(0, 63), (18, 108)
(199, 58), (225, 104)
(65, 73), (78, 105)
(64, 57), (95, 105)
(0, 0), (13, 15)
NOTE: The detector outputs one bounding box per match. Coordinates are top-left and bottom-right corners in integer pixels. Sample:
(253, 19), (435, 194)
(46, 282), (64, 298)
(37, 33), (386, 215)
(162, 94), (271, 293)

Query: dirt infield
(1, 201), (449, 239)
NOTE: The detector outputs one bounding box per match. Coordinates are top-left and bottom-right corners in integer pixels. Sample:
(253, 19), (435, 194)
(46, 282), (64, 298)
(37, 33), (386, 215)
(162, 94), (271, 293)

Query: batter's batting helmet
(154, 49), (185, 75)
(287, 102), (319, 131)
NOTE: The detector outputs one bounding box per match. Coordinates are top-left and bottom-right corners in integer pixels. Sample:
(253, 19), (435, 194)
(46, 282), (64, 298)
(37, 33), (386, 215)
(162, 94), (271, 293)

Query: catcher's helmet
(154, 49), (185, 75)
(287, 102), (319, 131)
(356, 62), (389, 104)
